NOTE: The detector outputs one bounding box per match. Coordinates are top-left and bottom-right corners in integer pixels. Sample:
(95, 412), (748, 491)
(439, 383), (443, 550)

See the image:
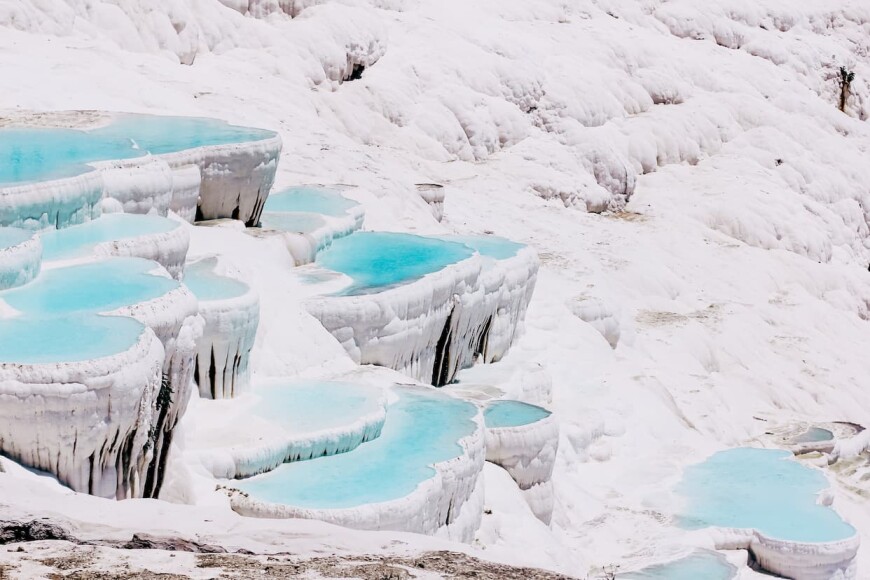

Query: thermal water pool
(794, 427), (835, 444)
(675, 447), (855, 543)
(439, 234), (524, 260)
(233, 387), (477, 509)
(0, 114), (276, 186)
(0, 314), (145, 363)
(190, 381), (387, 478)
(184, 259), (249, 302)
(251, 381), (384, 435)
(0, 227), (40, 290)
(39, 214), (179, 261)
(619, 551), (735, 580)
(316, 232), (474, 296)
(0, 227), (32, 250)
(1, 258), (178, 315)
(484, 400), (551, 428)
(259, 212), (327, 235)
(263, 187), (357, 217)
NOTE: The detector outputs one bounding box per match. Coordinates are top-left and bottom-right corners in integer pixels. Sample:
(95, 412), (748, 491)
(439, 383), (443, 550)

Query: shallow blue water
(252, 381), (382, 433)
(0, 114), (275, 186)
(259, 212), (326, 235)
(0, 314), (144, 363)
(676, 448), (855, 542)
(263, 187), (358, 217)
(484, 400), (551, 428)
(620, 551), (735, 580)
(184, 260), (249, 301)
(40, 214), (178, 260)
(440, 235), (524, 260)
(0, 227), (32, 249)
(317, 232), (474, 295)
(794, 427), (834, 444)
(2, 258), (178, 314)
(235, 388), (478, 508)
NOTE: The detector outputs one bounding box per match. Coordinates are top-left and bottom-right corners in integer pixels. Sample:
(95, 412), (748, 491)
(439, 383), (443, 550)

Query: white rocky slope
(2, 0), (870, 578)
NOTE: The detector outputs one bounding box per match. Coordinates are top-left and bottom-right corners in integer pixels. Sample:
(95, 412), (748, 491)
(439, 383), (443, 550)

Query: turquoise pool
(2, 258), (178, 314)
(0, 113), (275, 186)
(259, 212), (327, 235)
(251, 381), (383, 434)
(440, 235), (524, 260)
(620, 551), (735, 580)
(484, 400), (551, 428)
(676, 448), (856, 543)
(184, 259), (249, 301)
(40, 213), (179, 261)
(794, 427), (834, 444)
(234, 388), (477, 508)
(0, 227), (32, 249)
(317, 232), (474, 296)
(263, 187), (357, 217)
(0, 314), (145, 363)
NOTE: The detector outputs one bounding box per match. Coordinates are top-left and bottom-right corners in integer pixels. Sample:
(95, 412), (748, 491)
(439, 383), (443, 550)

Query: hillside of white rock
(1, 1), (870, 578)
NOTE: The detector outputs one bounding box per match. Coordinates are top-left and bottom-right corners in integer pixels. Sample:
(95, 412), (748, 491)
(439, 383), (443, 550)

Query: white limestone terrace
(38, 213), (189, 279)
(0, 314), (163, 499)
(183, 257), (259, 400)
(259, 185), (365, 265)
(185, 380), (386, 479)
(483, 400), (559, 524)
(305, 232), (538, 387)
(0, 257), (202, 499)
(4, 1), (870, 576)
(436, 235), (539, 377)
(415, 183), (446, 222)
(0, 110), (281, 228)
(0, 227), (41, 290)
(227, 385), (485, 542)
(674, 448), (859, 580)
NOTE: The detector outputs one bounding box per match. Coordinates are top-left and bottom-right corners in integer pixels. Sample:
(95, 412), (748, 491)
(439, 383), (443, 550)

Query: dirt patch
(197, 551), (576, 579)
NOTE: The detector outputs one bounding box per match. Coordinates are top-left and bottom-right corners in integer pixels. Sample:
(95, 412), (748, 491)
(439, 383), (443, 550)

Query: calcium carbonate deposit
(1, 1), (869, 579)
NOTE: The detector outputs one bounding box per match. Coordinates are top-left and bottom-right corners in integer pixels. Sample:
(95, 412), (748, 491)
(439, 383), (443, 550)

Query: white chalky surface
(1, 0), (870, 577)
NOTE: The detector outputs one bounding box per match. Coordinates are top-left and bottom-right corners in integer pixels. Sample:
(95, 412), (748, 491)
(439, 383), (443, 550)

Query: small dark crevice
(475, 315), (493, 361)
(345, 63), (365, 82)
(209, 347), (218, 400)
(431, 306), (456, 387)
(246, 188), (265, 227)
(143, 374), (174, 498)
(195, 204), (204, 222)
(87, 452), (96, 496)
(444, 498), (454, 526)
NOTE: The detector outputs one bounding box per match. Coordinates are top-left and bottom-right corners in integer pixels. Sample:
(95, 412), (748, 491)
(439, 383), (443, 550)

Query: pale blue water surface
(235, 388), (477, 508)
(40, 214), (178, 261)
(484, 400), (551, 428)
(620, 551), (735, 580)
(263, 187), (357, 217)
(2, 258), (178, 314)
(440, 235), (524, 260)
(0, 227), (32, 249)
(184, 259), (249, 301)
(676, 448), (855, 542)
(794, 427), (834, 444)
(0, 314), (144, 363)
(259, 212), (327, 235)
(251, 381), (383, 433)
(0, 114), (275, 186)
(317, 232), (474, 295)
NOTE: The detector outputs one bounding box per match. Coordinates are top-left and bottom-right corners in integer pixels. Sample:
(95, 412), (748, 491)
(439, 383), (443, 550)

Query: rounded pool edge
(225, 387), (486, 541)
(0, 227), (41, 290)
